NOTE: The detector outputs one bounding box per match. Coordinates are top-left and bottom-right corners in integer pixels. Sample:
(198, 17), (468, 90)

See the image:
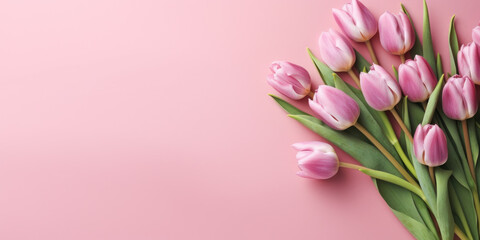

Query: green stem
(378, 112), (417, 178)
(340, 162), (425, 202)
(455, 225), (470, 240)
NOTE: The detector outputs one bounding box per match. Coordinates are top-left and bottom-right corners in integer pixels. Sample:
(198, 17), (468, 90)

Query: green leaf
(449, 179), (477, 240)
(468, 118), (479, 165)
(422, 75), (444, 125)
(354, 50), (371, 73)
(307, 48), (335, 86)
(391, 209), (438, 240)
(375, 179), (438, 240)
(436, 53), (444, 77)
(435, 169), (454, 240)
(448, 16), (459, 75)
(442, 128), (469, 189)
(401, 3), (423, 57)
(422, 0), (437, 77)
(412, 193), (439, 239)
(393, 66), (399, 79)
(268, 94), (308, 116)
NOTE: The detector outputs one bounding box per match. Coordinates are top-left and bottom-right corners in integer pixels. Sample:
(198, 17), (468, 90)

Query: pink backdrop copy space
(0, 0), (477, 239)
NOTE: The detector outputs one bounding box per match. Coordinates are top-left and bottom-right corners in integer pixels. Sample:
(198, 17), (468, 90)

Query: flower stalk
(353, 123), (418, 187)
(365, 40), (378, 64)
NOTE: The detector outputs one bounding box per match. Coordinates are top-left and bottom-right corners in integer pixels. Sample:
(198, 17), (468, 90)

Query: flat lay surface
(0, 0), (478, 239)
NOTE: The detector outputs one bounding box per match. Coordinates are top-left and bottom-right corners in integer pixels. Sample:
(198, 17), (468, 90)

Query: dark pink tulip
(309, 85), (360, 130)
(267, 61), (311, 100)
(293, 141), (339, 180)
(442, 75), (478, 120)
(378, 11), (414, 55)
(332, 0), (377, 42)
(398, 55), (437, 102)
(458, 42), (480, 84)
(360, 64), (402, 111)
(413, 124), (448, 167)
(318, 29), (356, 72)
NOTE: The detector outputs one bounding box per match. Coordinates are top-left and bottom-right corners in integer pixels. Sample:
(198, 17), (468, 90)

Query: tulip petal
(442, 77), (467, 120)
(423, 126), (448, 166)
(332, 8), (363, 42)
(399, 64), (429, 102)
(413, 124), (426, 165)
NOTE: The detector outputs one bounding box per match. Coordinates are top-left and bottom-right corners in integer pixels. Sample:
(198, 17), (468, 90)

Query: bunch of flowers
(267, 1), (480, 239)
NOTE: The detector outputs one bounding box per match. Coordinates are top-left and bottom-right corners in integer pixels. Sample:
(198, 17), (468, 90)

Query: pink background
(0, 0), (477, 239)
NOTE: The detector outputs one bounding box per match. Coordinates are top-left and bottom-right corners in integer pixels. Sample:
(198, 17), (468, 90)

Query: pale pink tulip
(458, 42), (480, 84)
(378, 11), (414, 55)
(293, 141), (339, 180)
(309, 85), (360, 130)
(267, 61), (311, 100)
(318, 29), (356, 72)
(472, 26), (480, 46)
(398, 55), (437, 102)
(413, 124), (448, 167)
(332, 0), (377, 42)
(442, 75), (477, 120)
(360, 64), (402, 111)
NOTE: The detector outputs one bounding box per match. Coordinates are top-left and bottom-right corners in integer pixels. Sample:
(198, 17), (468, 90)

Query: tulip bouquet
(267, 0), (480, 239)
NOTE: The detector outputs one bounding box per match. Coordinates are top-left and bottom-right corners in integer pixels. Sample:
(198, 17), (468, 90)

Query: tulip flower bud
(398, 55), (438, 102)
(473, 26), (480, 46)
(267, 61), (312, 100)
(442, 75), (478, 120)
(360, 64), (402, 111)
(378, 11), (414, 55)
(332, 0), (377, 42)
(318, 29), (356, 72)
(293, 141), (339, 180)
(309, 85), (360, 130)
(413, 124), (448, 167)
(457, 42), (480, 84)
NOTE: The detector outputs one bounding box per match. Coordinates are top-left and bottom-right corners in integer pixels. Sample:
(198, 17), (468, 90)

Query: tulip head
(473, 26), (480, 46)
(457, 42), (480, 84)
(267, 61), (311, 100)
(318, 29), (356, 72)
(398, 55), (438, 102)
(309, 85), (360, 130)
(378, 11), (414, 55)
(332, 0), (377, 42)
(360, 64), (402, 111)
(442, 75), (478, 120)
(413, 124), (448, 167)
(293, 141), (339, 180)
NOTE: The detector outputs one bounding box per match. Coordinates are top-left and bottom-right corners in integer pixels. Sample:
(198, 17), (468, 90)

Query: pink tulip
(309, 85), (360, 130)
(378, 11), (414, 55)
(442, 75), (478, 120)
(332, 0), (377, 42)
(398, 55), (438, 102)
(473, 26), (480, 46)
(267, 61), (311, 100)
(458, 42), (480, 84)
(413, 124), (448, 167)
(360, 64), (402, 111)
(318, 29), (356, 72)
(293, 141), (339, 180)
